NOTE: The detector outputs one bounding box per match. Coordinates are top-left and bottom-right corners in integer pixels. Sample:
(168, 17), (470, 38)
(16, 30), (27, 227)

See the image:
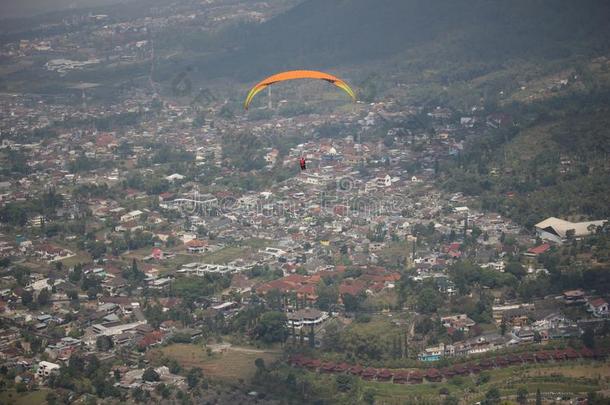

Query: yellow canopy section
(244, 70), (356, 109)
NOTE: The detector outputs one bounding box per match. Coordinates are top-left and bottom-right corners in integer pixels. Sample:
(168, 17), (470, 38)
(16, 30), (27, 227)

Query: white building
(535, 217), (606, 244)
(588, 298), (609, 318)
(375, 174), (392, 188)
(165, 173), (185, 182)
(36, 361), (60, 379)
(120, 210), (143, 223)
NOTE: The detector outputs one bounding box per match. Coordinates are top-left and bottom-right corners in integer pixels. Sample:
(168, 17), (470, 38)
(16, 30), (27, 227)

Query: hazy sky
(0, 0), (130, 18)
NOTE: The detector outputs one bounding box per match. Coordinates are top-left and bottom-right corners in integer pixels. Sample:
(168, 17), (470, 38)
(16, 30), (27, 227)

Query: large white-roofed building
(534, 217), (606, 243)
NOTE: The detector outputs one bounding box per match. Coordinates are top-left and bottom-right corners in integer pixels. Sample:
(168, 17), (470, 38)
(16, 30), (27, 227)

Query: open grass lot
(347, 315), (403, 334)
(199, 238), (273, 264)
(199, 246), (245, 264)
(242, 238), (273, 249)
(524, 363), (610, 379)
(0, 388), (49, 405)
(157, 253), (200, 272)
(58, 251), (91, 268)
(158, 343), (282, 381)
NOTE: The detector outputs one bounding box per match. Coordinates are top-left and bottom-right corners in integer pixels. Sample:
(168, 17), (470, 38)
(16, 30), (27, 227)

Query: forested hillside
(177, 0), (610, 81)
(441, 83), (610, 226)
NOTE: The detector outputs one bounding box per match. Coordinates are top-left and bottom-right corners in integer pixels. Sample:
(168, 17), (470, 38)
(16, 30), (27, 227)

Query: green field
(57, 251), (91, 268)
(156, 343), (282, 381)
(200, 246), (246, 264)
(0, 388), (49, 405)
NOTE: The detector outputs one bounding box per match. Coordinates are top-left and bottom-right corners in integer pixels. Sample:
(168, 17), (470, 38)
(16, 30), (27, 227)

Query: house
(339, 280), (367, 299)
(36, 361), (60, 379)
(186, 239), (208, 253)
(515, 327), (535, 342)
(563, 289), (586, 304)
(165, 173), (185, 182)
(534, 217), (606, 243)
(441, 314), (476, 332)
(492, 303), (534, 325)
(453, 206), (469, 214)
(418, 343), (454, 361)
(587, 298), (609, 317)
(146, 248), (175, 261)
(211, 301), (238, 314)
(375, 174), (392, 188)
(120, 210), (143, 223)
(287, 308), (328, 328)
(524, 243), (551, 257)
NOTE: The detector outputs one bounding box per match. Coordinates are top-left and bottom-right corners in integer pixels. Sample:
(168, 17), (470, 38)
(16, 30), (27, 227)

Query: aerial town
(0, 0), (609, 404)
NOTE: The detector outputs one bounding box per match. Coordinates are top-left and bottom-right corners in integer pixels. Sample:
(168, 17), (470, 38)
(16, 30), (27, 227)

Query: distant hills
(191, 0), (610, 81)
(0, 0), (134, 19)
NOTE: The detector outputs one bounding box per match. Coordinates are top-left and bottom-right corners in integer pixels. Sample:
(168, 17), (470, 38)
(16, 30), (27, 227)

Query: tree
(450, 329), (465, 343)
(308, 324), (315, 348)
(156, 383), (171, 399)
(125, 259), (145, 282)
(533, 330), (542, 343)
(187, 367), (202, 389)
(252, 312), (288, 343)
(96, 335), (114, 352)
(132, 386), (146, 402)
(335, 374), (354, 392)
(168, 359), (181, 374)
(343, 292), (365, 313)
(383, 135), (394, 148)
(68, 355), (85, 376)
(323, 321), (341, 351)
(37, 289), (51, 306)
(363, 389), (375, 405)
(316, 283), (338, 311)
(46, 391), (58, 405)
(144, 305), (165, 328)
(21, 290), (33, 306)
(536, 388), (542, 405)
(85, 355), (100, 378)
(69, 265), (82, 283)
(254, 358), (266, 372)
(66, 289), (78, 301)
(87, 287), (98, 300)
(476, 373), (491, 386)
(500, 319), (507, 336)
(416, 287), (442, 313)
(505, 261), (526, 279)
(517, 387), (528, 405)
(483, 387), (501, 405)
(443, 397), (459, 405)
(142, 367), (160, 382)
(582, 327), (595, 349)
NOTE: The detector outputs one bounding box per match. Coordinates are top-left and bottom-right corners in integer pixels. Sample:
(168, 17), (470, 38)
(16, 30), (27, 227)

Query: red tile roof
(527, 243), (551, 255)
(339, 280), (366, 296)
(589, 297), (608, 308)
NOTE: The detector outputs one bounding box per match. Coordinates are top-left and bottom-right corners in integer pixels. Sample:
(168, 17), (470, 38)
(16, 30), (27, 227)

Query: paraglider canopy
(244, 70), (356, 110)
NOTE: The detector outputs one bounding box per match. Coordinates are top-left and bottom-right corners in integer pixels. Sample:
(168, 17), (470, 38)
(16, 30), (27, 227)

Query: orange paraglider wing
(244, 70), (356, 109)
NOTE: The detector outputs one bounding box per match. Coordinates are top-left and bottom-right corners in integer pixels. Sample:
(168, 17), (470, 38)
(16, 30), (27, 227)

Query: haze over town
(0, 1), (608, 404)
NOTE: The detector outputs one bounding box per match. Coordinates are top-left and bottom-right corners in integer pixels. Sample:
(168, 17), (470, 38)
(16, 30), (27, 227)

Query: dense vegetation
(441, 86), (610, 226)
(159, 0), (610, 82)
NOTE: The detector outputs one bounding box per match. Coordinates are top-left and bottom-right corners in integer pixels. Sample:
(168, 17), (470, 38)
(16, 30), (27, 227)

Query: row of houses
(290, 347), (608, 384)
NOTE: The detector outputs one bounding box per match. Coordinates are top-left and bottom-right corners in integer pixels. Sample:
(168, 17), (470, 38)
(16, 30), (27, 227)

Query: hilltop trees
(221, 132), (265, 172)
(142, 368), (160, 382)
(252, 311), (288, 343)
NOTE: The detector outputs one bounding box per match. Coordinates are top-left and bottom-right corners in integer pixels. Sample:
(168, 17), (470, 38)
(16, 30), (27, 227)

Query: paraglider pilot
(300, 157), (307, 171)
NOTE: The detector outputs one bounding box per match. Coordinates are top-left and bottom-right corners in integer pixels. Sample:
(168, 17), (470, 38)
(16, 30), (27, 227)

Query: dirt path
(208, 343), (280, 354)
